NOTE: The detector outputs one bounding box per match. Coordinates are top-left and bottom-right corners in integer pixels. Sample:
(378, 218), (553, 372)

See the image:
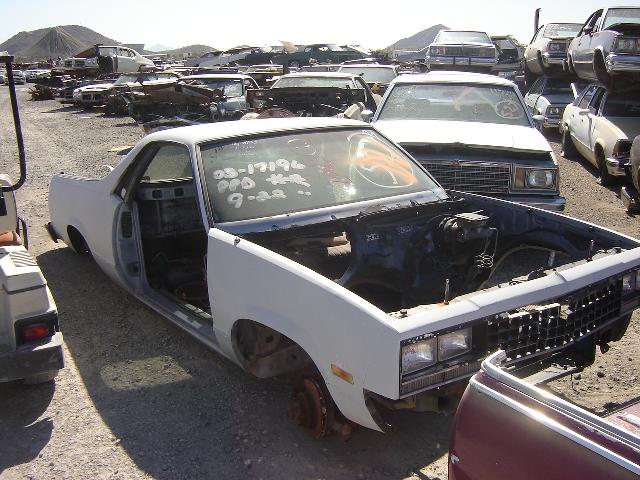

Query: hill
(0, 25), (118, 60)
(21, 27), (87, 61)
(386, 24), (449, 51)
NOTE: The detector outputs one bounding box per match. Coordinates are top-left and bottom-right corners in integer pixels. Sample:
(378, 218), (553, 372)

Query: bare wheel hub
(289, 378), (334, 438)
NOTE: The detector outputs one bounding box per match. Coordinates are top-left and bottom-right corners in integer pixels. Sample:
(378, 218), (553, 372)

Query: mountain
(159, 44), (216, 58)
(385, 24), (449, 51)
(21, 27), (87, 61)
(0, 25), (118, 60)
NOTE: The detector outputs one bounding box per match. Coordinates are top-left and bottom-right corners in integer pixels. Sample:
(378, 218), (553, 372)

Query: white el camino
(47, 118), (640, 435)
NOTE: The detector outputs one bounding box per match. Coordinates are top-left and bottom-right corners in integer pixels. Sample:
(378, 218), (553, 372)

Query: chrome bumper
(605, 156), (629, 176)
(427, 56), (496, 67)
(541, 53), (566, 66)
(508, 195), (566, 211)
(606, 53), (640, 73)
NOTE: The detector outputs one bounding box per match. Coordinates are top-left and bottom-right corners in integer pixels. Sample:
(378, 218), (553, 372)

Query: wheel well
(231, 319), (314, 378)
(67, 226), (90, 254)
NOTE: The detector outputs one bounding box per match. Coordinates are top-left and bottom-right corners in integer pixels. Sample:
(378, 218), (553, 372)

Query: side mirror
(361, 109), (374, 122)
(532, 114), (545, 129)
(583, 26), (593, 35)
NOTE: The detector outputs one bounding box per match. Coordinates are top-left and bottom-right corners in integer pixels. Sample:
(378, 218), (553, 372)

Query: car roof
(180, 74), (251, 80)
(143, 117), (368, 145)
(391, 71), (515, 87)
(339, 64), (396, 69)
(280, 71), (359, 79)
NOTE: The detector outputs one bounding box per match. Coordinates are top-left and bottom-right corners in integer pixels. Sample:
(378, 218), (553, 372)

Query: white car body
(47, 118), (640, 432)
(373, 71), (565, 210)
(560, 83), (640, 179)
(73, 82), (115, 106)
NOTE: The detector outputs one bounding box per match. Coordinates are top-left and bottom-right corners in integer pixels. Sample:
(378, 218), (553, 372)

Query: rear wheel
(594, 51), (613, 88)
(596, 148), (615, 186)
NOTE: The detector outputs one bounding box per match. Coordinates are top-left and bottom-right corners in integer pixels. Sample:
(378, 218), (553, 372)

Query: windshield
(378, 83), (531, 126)
(543, 23), (581, 37)
(113, 73), (175, 85)
(602, 93), (640, 117)
(603, 8), (640, 29)
(199, 129), (440, 222)
(436, 31), (491, 44)
(543, 78), (573, 95)
(338, 67), (396, 84)
(182, 78), (243, 96)
(272, 76), (357, 89)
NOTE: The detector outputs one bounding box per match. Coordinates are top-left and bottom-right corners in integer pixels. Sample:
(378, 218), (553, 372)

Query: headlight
(527, 169), (555, 188)
(429, 46), (445, 56)
(623, 272), (636, 294)
(480, 47), (495, 57)
(438, 328), (472, 361)
(547, 106), (561, 116)
(401, 337), (436, 374)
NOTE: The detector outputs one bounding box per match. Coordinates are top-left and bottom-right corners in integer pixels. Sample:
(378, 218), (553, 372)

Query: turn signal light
(22, 323), (50, 342)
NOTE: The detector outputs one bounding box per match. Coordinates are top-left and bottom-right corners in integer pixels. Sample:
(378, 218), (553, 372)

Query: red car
(449, 350), (640, 479)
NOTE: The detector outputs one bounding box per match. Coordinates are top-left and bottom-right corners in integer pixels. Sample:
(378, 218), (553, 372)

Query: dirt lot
(0, 86), (638, 480)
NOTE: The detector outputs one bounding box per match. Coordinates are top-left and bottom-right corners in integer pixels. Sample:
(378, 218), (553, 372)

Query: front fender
(206, 227), (396, 430)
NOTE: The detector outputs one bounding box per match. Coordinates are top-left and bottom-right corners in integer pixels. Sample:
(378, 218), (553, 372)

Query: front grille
(419, 160), (511, 194)
(443, 46), (490, 57)
(487, 280), (622, 361)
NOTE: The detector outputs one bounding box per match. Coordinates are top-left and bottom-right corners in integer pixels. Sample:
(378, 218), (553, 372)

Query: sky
(0, 0), (615, 51)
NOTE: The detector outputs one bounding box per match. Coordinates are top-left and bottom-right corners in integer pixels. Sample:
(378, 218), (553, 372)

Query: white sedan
(47, 118), (640, 435)
(373, 71), (565, 210)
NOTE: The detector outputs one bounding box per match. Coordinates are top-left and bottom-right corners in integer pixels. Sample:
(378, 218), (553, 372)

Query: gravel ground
(0, 87), (638, 480)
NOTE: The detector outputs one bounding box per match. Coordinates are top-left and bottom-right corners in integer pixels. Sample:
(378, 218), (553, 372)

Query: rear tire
(24, 370), (58, 385)
(594, 51), (613, 89)
(596, 148), (615, 186)
(561, 129), (578, 158)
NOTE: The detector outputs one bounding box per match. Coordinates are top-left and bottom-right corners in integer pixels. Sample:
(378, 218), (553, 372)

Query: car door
(117, 48), (136, 72)
(525, 77), (544, 113)
(571, 85), (599, 159)
(525, 27), (544, 71)
(573, 10), (603, 79)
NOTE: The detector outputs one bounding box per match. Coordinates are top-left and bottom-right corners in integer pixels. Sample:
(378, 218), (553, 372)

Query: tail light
(615, 37), (640, 53)
(15, 312), (58, 346)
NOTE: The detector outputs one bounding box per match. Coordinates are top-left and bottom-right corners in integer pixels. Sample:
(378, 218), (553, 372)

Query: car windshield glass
(183, 78), (243, 96)
(199, 129), (440, 222)
(436, 31), (491, 44)
(114, 75), (140, 85)
(543, 78), (573, 95)
(378, 83), (530, 126)
(543, 23), (582, 37)
(338, 67), (396, 84)
(602, 8), (640, 29)
(602, 93), (640, 117)
(273, 77), (357, 88)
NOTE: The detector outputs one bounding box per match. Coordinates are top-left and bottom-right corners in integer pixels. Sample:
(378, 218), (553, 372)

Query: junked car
(249, 72), (380, 117)
(337, 64), (399, 94)
(272, 44), (364, 68)
(47, 118), (640, 434)
(560, 84), (640, 185)
(426, 30), (497, 72)
(568, 7), (640, 87)
(524, 75), (575, 131)
(63, 45), (154, 75)
(524, 22), (582, 83)
(449, 351), (640, 479)
(373, 71), (565, 210)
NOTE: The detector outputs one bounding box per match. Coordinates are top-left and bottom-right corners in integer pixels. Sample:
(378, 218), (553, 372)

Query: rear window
(543, 23), (581, 37)
(436, 31), (491, 44)
(273, 77), (357, 89)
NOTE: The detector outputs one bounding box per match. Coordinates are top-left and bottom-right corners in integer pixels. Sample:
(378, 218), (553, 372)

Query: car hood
(374, 120), (550, 152)
(79, 84), (113, 92)
(603, 117), (640, 140)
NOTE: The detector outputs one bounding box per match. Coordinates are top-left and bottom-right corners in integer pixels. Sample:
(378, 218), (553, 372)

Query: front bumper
(605, 156), (629, 176)
(427, 56), (496, 67)
(509, 194), (566, 211)
(541, 52), (566, 67)
(0, 332), (64, 383)
(606, 53), (640, 73)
